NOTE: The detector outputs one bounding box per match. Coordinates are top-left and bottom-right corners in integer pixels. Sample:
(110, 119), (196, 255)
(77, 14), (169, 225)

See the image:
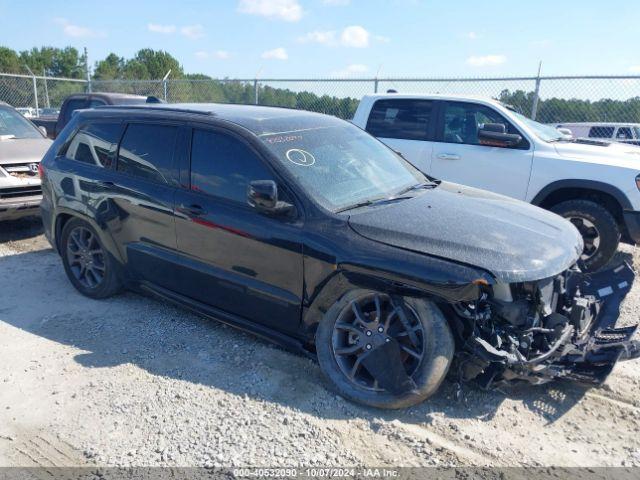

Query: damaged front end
(452, 262), (640, 388)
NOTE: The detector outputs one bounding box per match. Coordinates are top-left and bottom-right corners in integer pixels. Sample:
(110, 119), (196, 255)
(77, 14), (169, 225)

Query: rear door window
(66, 121), (122, 167)
(588, 126), (615, 138)
(365, 99), (433, 141)
(117, 123), (178, 184)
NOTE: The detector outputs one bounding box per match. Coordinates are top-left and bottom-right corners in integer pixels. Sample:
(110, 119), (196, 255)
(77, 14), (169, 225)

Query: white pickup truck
(352, 94), (640, 271)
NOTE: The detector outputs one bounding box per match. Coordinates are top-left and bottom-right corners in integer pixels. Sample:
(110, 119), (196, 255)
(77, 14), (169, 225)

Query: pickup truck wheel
(61, 218), (122, 299)
(551, 200), (620, 272)
(316, 290), (454, 409)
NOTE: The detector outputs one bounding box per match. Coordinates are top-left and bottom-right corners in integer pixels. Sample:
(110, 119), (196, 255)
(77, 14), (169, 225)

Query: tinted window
(588, 126), (615, 138)
(443, 102), (526, 149)
(117, 123), (178, 184)
(67, 122), (122, 167)
(617, 127), (632, 139)
(366, 99), (433, 141)
(191, 130), (274, 203)
(63, 98), (87, 123)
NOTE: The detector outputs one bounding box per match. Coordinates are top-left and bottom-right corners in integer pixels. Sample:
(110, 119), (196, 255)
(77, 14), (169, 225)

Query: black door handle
(177, 204), (205, 216)
(97, 180), (115, 188)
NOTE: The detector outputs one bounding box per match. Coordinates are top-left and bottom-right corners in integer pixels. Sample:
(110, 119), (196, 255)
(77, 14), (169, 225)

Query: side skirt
(139, 281), (314, 358)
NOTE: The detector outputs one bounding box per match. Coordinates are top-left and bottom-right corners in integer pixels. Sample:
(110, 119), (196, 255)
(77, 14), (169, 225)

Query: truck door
(430, 101), (534, 200)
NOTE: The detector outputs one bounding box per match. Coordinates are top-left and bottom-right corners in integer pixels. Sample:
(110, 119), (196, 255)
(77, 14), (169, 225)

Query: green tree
(93, 53), (125, 80)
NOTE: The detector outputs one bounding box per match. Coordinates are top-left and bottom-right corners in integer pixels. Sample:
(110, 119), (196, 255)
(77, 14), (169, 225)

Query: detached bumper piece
(465, 262), (639, 389)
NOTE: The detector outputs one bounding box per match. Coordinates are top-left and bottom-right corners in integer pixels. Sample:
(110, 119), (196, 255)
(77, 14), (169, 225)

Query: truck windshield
(0, 106), (43, 139)
(511, 111), (564, 142)
(259, 122), (428, 212)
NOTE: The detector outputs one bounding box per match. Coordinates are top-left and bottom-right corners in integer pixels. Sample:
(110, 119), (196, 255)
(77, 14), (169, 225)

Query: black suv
(40, 104), (639, 408)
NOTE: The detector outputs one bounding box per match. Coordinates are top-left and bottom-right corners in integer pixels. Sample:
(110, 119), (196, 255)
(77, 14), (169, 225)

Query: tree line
(1, 46), (639, 122)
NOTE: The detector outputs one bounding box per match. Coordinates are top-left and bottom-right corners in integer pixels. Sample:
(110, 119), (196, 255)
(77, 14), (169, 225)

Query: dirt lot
(0, 217), (639, 468)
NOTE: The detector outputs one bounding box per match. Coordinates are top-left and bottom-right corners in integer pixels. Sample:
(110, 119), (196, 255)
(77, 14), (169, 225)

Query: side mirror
(247, 180), (294, 215)
(478, 123), (522, 147)
(557, 128), (573, 137)
(38, 126), (47, 137)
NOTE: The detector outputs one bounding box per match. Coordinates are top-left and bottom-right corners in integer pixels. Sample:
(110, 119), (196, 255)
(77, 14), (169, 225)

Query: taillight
(38, 163), (45, 180)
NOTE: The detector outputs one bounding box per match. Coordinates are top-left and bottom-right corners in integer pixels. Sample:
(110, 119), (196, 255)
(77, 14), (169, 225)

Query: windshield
(0, 106), (43, 139)
(511, 110), (564, 142)
(259, 122), (427, 212)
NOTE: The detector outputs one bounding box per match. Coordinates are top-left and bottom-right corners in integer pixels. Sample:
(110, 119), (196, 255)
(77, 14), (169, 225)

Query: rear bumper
(623, 210), (640, 243)
(0, 195), (42, 221)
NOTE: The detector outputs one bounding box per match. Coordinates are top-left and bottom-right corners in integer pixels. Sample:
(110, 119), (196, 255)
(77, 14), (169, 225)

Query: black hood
(347, 182), (583, 283)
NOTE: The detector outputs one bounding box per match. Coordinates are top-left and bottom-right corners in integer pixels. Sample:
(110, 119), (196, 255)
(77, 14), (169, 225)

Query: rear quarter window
(365, 99), (433, 141)
(66, 121), (122, 167)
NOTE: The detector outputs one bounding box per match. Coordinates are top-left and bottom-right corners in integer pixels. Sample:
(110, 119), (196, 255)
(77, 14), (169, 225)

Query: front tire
(60, 218), (122, 299)
(550, 200), (620, 272)
(316, 290), (454, 409)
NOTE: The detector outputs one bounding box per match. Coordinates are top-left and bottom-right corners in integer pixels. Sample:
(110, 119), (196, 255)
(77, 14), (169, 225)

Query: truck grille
(0, 185), (42, 200)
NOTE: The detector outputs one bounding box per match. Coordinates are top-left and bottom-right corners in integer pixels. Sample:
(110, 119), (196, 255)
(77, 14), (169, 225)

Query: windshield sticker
(264, 134), (303, 144)
(285, 149), (315, 167)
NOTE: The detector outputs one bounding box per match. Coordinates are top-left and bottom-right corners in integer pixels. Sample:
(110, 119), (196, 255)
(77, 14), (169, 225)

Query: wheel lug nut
(365, 330), (372, 336)
(377, 327), (384, 333)
(366, 344), (372, 350)
(385, 338), (390, 343)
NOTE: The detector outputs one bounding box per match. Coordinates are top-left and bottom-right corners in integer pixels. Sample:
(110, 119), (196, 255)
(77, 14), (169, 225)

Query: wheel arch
(53, 208), (124, 264)
(300, 268), (481, 345)
(530, 180), (630, 225)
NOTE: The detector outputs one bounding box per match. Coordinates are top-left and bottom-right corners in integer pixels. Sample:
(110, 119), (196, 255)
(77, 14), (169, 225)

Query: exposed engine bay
(451, 261), (640, 388)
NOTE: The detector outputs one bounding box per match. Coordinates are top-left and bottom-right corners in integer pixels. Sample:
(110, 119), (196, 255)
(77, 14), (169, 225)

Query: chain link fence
(2, 72), (640, 124)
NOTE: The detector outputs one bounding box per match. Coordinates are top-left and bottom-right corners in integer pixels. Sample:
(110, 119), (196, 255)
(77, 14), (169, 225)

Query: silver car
(0, 102), (51, 221)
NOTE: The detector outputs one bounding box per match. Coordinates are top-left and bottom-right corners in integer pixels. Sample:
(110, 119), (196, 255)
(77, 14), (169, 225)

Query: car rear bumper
(623, 210), (640, 243)
(0, 195), (42, 221)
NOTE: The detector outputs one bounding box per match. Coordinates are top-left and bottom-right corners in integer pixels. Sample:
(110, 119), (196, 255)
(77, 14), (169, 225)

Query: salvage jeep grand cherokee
(39, 104), (639, 408)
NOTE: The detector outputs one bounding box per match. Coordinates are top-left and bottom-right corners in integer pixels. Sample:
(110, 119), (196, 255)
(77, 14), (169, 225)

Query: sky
(1, 0), (639, 79)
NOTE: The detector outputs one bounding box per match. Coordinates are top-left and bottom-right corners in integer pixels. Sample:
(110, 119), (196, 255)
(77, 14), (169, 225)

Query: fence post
(162, 70), (171, 101)
(84, 47), (91, 93)
(374, 77), (379, 93)
(24, 66), (39, 117)
(254, 79), (259, 105)
(43, 69), (50, 108)
(530, 61), (542, 120)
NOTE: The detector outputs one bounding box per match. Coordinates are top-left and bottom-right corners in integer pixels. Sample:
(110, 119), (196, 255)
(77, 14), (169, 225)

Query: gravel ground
(0, 217), (639, 468)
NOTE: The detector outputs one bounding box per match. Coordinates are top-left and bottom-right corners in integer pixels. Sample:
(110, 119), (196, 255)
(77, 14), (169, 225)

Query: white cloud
(54, 18), (105, 38)
(340, 25), (370, 48)
(238, 0), (303, 22)
(261, 47), (288, 60)
(148, 23), (176, 34)
(629, 65), (640, 73)
(332, 63), (368, 77)
(322, 0), (350, 4)
(466, 31), (479, 40)
(466, 54), (506, 67)
(297, 30), (337, 45)
(181, 24), (205, 39)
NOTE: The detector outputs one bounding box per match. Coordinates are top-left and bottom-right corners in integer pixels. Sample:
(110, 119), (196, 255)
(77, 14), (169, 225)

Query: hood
(347, 182), (583, 283)
(554, 140), (640, 169)
(0, 137), (51, 165)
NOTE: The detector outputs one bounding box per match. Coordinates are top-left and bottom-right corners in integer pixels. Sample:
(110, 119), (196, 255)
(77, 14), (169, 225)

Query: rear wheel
(550, 199), (620, 272)
(316, 290), (454, 409)
(61, 218), (122, 299)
